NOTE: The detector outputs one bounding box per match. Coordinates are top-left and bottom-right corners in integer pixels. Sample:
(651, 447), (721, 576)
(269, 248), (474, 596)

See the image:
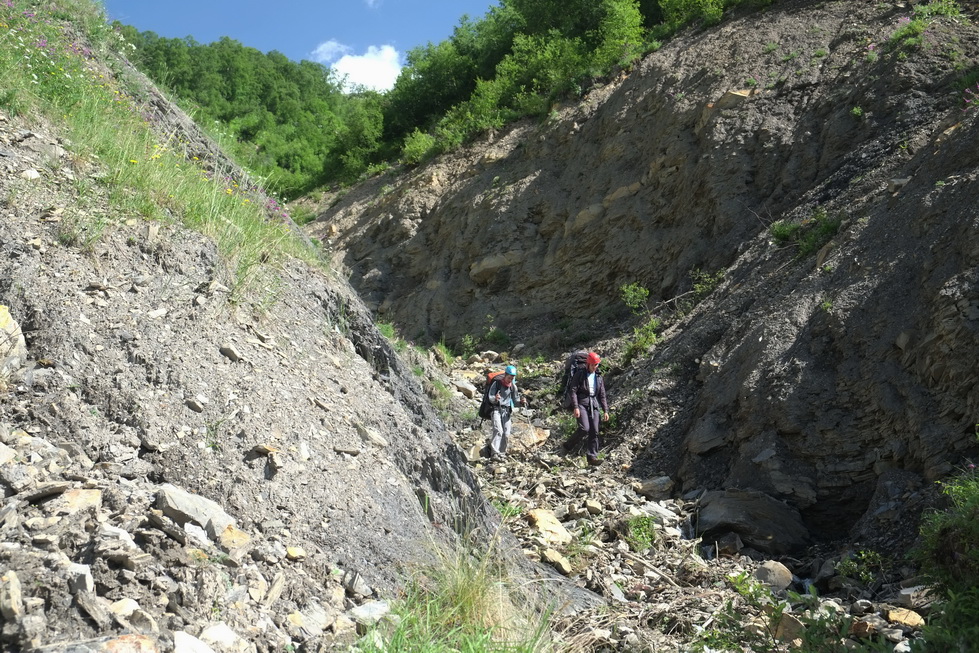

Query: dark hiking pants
(565, 398), (601, 459)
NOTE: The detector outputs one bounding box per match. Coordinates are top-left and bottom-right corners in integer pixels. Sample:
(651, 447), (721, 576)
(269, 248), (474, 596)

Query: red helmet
(587, 352), (601, 365)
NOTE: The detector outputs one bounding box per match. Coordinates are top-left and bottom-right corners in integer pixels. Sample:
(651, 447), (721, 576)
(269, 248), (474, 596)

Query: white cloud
(310, 39), (351, 64)
(364, 0), (381, 7)
(331, 45), (402, 92)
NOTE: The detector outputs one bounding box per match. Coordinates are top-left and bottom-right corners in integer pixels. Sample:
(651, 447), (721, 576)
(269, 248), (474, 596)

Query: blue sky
(100, 0), (499, 91)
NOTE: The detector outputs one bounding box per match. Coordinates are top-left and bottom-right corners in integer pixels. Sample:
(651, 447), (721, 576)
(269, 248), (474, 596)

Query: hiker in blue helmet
(487, 363), (524, 460)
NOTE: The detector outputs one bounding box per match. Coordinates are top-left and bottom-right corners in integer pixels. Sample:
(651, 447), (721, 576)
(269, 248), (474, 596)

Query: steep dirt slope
(308, 0), (979, 551)
(0, 57), (594, 653)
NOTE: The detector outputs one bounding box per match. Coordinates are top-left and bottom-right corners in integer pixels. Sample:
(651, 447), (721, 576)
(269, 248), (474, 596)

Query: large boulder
(697, 489), (810, 554)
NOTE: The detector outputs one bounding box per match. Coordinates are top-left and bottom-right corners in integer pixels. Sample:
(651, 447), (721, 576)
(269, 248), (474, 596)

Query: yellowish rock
(216, 524), (252, 553)
(542, 549), (572, 575)
(51, 489), (103, 515)
(526, 509), (572, 545)
(885, 608), (924, 629)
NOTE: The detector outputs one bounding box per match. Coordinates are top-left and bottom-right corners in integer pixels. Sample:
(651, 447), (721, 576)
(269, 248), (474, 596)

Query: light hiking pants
(490, 408), (512, 456)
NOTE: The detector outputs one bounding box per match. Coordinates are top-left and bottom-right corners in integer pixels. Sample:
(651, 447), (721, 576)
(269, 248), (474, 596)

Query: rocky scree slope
(435, 353), (937, 651)
(309, 0), (979, 554)
(0, 76), (592, 653)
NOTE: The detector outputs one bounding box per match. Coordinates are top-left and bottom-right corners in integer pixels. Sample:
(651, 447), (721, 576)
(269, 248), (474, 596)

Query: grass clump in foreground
(0, 0), (320, 300)
(356, 536), (552, 652)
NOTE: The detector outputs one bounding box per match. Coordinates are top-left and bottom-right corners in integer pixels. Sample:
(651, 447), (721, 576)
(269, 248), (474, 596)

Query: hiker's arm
(569, 378), (580, 411)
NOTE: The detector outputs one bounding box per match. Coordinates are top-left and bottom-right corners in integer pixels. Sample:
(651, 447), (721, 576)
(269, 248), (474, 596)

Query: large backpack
(559, 350), (589, 410)
(478, 370), (505, 420)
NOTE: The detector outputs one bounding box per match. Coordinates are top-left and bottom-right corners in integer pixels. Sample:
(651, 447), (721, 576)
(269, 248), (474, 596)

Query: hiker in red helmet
(562, 352), (609, 466)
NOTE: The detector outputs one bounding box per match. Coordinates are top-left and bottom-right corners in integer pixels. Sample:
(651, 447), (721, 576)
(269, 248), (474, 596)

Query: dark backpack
(478, 370), (505, 420)
(559, 350), (589, 410)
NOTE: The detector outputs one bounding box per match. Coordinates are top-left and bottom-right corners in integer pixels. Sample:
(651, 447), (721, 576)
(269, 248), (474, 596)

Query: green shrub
(491, 499), (524, 519)
(485, 326), (511, 349)
(554, 412), (578, 440)
(913, 445), (979, 652)
(591, 0), (646, 70)
(378, 322), (409, 353)
(431, 379), (453, 415)
(675, 268), (724, 315)
(770, 219), (803, 245)
(433, 338), (456, 363)
(494, 32), (587, 113)
(770, 207), (842, 257)
(913, 0), (961, 19)
(836, 550), (884, 586)
(914, 587), (979, 652)
(622, 316), (660, 366)
(889, 16), (928, 50)
(378, 322), (397, 340)
(690, 268), (724, 302)
(797, 207), (842, 256)
(916, 460), (979, 594)
(620, 282), (650, 315)
(401, 128), (439, 165)
(624, 515), (656, 552)
(459, 334), (478, 359)
(659, 0), (725, 29)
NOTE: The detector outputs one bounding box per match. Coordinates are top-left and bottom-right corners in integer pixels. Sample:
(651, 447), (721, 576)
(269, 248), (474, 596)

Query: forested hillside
(118, 0), (752, 200)
(118, 29), (384, 199)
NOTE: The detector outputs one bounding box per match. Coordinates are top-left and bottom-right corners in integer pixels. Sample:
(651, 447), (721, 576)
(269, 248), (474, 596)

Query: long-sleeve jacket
(568, 369), (608, 412)
(488, 378), (519, 410)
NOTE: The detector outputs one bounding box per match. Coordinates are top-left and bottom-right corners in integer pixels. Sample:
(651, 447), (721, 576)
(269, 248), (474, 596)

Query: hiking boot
(586, 456), (602, 467)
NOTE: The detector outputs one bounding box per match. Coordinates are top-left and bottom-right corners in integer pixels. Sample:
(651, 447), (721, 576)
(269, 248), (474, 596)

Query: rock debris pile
(444, 351), (938, 651)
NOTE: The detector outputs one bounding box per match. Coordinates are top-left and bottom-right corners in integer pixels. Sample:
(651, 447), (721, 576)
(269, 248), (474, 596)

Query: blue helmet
(505, 364), (517, 377)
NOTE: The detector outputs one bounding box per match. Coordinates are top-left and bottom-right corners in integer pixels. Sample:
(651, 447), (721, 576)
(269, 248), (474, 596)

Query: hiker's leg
(500, 412), (512, 455)
(575, 408), (594, 454)
(489, 410), (505, 456)
(564, 407), (589, 450)
(585, 405), (601, 460)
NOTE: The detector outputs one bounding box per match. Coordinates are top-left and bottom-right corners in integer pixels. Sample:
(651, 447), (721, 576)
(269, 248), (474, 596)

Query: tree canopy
(119, 0), (767, 195)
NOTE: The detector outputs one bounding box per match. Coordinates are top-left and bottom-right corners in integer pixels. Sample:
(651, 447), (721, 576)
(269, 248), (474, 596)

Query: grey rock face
(308, 1), (979, 549)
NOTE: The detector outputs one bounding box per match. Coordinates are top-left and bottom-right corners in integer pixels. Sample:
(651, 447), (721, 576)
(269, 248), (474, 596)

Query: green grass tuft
(0, 0), (321, 302)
